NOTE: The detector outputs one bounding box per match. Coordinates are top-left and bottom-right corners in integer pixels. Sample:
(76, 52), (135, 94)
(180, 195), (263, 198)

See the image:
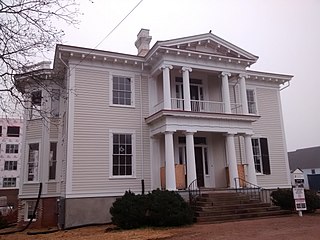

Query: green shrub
(110, 189), (193, 229)
(271, 188), (320, 213)
(0, 215), (8, 229)
(110, 191), (149, 229)
(147, 189), (193, 227)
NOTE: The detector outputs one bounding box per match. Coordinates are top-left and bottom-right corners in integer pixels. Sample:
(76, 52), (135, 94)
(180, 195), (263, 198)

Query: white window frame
(109, 129), (136, 179)
(24, 200), (37, 221)
(4, 161), (18, 170)
(26, 142), (40, 183)
(246, 88), (258, 114)
(109, 71), (135, 108)
(2, 177), (16, 187)
(5, 144), (19, 154)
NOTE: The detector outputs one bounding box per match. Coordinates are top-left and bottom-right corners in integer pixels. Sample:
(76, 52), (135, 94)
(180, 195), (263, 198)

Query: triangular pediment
(156, 33), (258, 61)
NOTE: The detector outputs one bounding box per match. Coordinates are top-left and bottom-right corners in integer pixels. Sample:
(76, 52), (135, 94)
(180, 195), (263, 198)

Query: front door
(195, 147), (205, 187)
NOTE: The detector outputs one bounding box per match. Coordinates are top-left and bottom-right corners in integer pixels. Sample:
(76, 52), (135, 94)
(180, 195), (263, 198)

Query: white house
(15, 29), (293, 228)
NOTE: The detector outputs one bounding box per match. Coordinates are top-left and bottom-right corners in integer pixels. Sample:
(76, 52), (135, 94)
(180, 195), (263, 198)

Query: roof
(288, 146), (320, 170)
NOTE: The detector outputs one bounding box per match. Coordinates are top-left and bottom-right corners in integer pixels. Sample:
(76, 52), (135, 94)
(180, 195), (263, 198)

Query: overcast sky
(60, 0), (319, 152)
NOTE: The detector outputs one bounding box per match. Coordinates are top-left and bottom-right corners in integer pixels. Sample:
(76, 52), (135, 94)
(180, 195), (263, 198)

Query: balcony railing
(152, 98), (244, 115)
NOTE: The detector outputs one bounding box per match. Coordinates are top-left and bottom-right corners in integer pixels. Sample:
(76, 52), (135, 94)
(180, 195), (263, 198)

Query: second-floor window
(6, 144), (19, 154)
(7, 126), (20, 137)
(30, 90), (42, 119)
(246, 89), (257, 114)
(112, 76), (132, 106)
(4, 161), (17, 170)
(51, 89), (60, 117)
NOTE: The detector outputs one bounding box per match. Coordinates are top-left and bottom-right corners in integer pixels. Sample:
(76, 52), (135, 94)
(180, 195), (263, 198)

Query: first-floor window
(252, 138), (271, 175)
(4, 161), (17, 170)
(3, 177), (16, 187)
(25, 201), (37, 221)
(49, 142), (57, 180)
(27, 143), (39, 182)
(112, 133), (132, 176)
(6, 144), (19, 154)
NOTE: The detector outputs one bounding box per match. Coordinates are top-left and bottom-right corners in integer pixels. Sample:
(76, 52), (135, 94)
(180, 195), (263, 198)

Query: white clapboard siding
(253, 87), (289, 187)
(26, 119), (42, 140)
(71, 66), (150, 195)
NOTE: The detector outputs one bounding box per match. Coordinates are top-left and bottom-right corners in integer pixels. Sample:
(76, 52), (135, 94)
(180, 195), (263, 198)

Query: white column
(160, 65), (173, 110)
(185, 131), (197, 187)
(225, 133), (239, 188)
(165, 131), (176, 190)
(244, 134), (257, 185)
(221, 72), (231, 114)
(182, 67), (192, 111)
(239, 74), (249, 115)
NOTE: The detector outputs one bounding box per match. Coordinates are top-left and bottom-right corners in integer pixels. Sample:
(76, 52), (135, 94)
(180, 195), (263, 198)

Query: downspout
(140, 62), (145, 194)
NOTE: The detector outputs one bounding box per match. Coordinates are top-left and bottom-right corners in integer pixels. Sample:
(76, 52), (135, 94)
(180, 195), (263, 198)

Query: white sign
(295, 199), (307, 211)
(293, 187), (305, 200)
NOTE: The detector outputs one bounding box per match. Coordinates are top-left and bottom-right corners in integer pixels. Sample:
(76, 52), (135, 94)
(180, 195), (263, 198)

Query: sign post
(292, 169), (306, 217)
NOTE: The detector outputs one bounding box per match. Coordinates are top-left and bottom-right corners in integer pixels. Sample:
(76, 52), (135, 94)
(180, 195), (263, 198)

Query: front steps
(193, 191), (291, 223)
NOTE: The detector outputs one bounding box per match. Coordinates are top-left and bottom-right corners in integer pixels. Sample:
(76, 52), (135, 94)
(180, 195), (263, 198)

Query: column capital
(160, 64), (173, 71)
(182, 66), (192, 72)
(239, 73), (249, 79)
(183, 131), (196, 136)
(221, 72), (231, 78)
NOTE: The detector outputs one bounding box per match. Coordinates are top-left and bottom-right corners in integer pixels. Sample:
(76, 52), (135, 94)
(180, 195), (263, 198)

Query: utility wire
(68, 0), (144, 71)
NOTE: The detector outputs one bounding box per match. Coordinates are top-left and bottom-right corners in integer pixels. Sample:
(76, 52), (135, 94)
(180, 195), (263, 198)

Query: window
(246, 89), (257, 114)
(51, 89), (60, 117)
(49, 142), (57, 180)
(25, 201), (37, 221)
(30, 90), (42, 119)
(4, 161), (17, 170)
(3, 177), (16, 187)
(112, 76), (132, 106)
(0, 126), (2, 136)
(112, 133), (132, 176)
(6, 144), (19, 154)
(7, 126), (20, 137)
(27, 143), (39, 182)
(252, 138), (271, 175)
(311, 169), (316, 174)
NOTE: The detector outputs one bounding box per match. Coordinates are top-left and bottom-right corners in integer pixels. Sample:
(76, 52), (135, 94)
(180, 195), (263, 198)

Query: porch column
(165, 131), (176, 190)
(182, 67), (192, 111)
(244, 134), (257, 185)
(185, 131), (197, 187)
(221, 72), (231, 114)
(160, 65), (173, 110)
(239, 74), (249, 115)
(225, 133), (239, 188)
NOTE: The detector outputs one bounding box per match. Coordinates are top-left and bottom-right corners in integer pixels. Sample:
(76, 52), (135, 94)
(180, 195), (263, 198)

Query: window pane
(113, 166), (119, 176)
(120, 155), (125, 165)
(119, 166), (125, 175)
(126, 166), (132, 175)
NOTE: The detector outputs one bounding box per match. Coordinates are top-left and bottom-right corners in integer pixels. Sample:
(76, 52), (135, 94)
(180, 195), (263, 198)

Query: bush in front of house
(271, 188), (320, 213)
(109, 191), (149, 229)
(110, 189), (193, 229)
(0, 215), (8, 229)
(147, 189), (193, 227)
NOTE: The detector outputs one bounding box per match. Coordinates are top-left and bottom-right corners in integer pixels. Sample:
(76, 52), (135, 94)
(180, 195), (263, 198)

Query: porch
(150, 131), (258, 191)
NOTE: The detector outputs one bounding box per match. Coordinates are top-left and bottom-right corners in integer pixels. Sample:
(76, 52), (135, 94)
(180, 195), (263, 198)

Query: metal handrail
(234, 177), (272, 204)
(188, 179), (200, 205)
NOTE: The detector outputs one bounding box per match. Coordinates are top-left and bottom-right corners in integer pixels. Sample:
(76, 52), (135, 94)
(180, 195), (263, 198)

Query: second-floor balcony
(153, 98), (243, 115)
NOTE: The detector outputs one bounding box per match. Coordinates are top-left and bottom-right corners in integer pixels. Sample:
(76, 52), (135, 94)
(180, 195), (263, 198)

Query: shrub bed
(110, 190), (193, 229)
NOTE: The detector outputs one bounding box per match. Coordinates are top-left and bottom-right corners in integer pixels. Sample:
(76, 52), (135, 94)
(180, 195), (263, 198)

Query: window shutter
(260, 138), (271, 175)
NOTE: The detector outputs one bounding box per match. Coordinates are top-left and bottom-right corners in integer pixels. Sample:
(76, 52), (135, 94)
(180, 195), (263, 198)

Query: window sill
(109, 176), (136, 180)
(109, 104), (135, 109)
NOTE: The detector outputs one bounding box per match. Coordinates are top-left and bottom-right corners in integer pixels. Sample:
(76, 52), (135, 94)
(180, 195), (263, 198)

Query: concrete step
(196, 210), (291, 223)
(195, 202), (274, 212)
(195, 206), (282, 217)
(196, 199), (260, 207)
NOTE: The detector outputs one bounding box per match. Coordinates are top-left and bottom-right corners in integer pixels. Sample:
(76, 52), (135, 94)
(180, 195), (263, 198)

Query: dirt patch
(1, 213), (320, 240)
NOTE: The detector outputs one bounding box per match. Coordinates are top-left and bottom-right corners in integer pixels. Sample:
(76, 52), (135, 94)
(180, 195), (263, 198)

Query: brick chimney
(135, 29), (152, 56)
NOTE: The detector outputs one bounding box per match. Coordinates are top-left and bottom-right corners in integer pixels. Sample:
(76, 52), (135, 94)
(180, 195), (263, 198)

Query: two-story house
(15, 29), (292, 228)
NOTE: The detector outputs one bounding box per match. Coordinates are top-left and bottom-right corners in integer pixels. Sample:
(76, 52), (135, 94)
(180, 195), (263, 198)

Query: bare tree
(0, 0), (83, 117)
